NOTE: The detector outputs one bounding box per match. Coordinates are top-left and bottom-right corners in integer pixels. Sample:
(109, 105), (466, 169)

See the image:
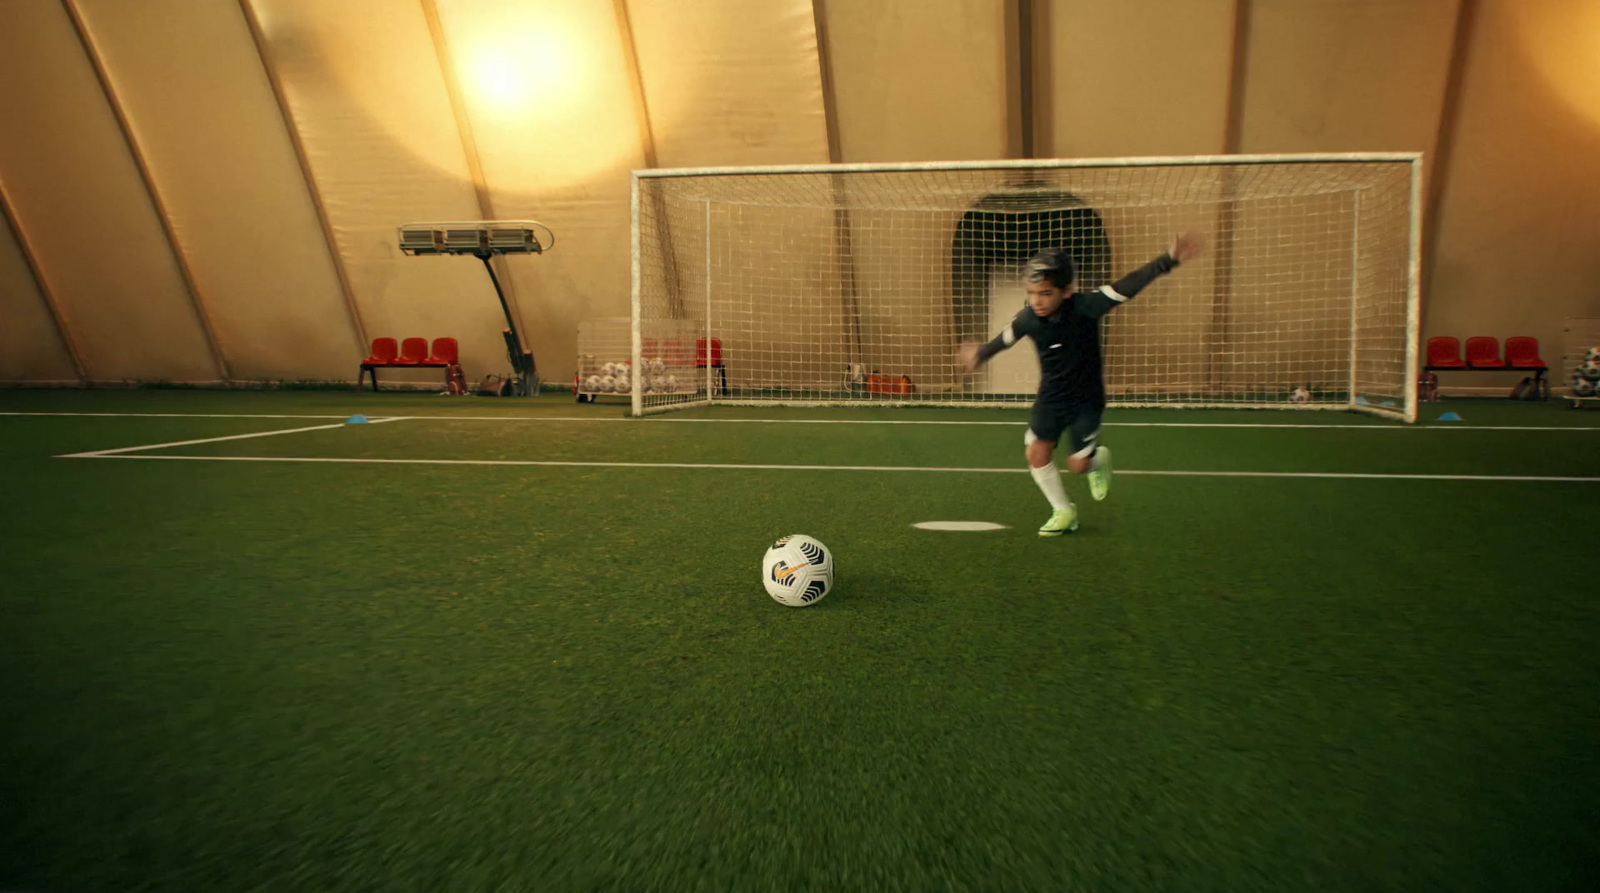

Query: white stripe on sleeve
(1001, 324), (1017, 346)
(1099, 284), (1129, 303)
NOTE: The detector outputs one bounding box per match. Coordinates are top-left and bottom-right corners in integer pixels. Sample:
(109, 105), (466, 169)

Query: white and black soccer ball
(1580, 358), (1600, 382)
(1575, 376), (1597, 397)
(614, 374), (632, 395)
(1586, 346), (1600, 363)
(761, 534), (835, 607)
(583, 374), (602, 392)
(664, 374), (679, 393)
(649, 356), (666, 376)
(598, 375), (616, 392)
(1290, 386), (1310, 404)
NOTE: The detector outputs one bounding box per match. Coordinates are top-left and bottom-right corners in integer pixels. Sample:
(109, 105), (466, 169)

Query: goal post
(631, 154), (1421, 422)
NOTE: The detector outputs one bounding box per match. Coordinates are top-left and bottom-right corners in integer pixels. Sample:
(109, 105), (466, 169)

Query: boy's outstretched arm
(1080, 233), (1204, 317)
(960, 304), (1039, 371)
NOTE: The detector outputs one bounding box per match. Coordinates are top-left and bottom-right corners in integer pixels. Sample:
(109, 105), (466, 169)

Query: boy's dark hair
(1025, 248), (1076, 290)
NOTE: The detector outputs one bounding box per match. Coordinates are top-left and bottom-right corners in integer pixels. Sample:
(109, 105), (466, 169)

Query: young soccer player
(960, 234), (1203, 536)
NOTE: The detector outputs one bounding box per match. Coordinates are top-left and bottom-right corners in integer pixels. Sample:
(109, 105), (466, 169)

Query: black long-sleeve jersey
(976, 253), (1180, 406)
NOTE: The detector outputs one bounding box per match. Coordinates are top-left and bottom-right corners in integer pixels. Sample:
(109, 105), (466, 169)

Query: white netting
(632, 156), (1419, 420)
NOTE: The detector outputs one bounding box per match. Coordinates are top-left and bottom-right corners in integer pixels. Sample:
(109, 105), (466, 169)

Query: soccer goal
(631, 154), (1421, 421)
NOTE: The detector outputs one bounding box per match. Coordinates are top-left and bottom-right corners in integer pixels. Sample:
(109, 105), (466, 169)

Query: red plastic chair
(695, 337), (727, 396)
(424, 337), (458, 365)
(359, 338), (400, 391)
(1426, 336), (1465, 369)
(1504, 336), (1546, 369)
(393, 337), (428, 365)
(1505, 336), (1549, 400)
(362, 337), (399, 365)
(1465, 336), (1505, 368)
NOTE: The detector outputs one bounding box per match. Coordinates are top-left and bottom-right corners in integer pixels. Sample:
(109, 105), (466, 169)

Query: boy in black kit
(960, 234), (1203, 536)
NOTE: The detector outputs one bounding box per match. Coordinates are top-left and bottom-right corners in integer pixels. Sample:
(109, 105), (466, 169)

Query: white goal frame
(631, 153), (1422, 422)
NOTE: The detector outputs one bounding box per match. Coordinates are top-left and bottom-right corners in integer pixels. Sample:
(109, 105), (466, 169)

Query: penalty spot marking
(914, 521), (1009, 531)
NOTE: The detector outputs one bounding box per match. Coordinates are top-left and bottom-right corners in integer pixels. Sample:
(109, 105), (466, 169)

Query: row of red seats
(1425, 336), (1545, 371)
(359, 337), (461, 392)
(363, 337), (458, 367)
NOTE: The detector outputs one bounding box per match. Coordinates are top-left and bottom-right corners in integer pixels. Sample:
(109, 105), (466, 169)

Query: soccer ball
(598, 375), (616, 392)
(1290, 386), (1310, 404)
(583, 374), (602, 392)
(1575, 376), (1597, 397)
(1580, 358), (1600, 382)
(1587, 346), (1600, 362)
(649, 356), (666, 376)
(614, 374), (632, 395)
(664, 374), (679, 393)
(761, 535), (835, 607)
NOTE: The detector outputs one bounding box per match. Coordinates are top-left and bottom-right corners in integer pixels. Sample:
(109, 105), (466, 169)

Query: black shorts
(1028, 399), (1103, 457)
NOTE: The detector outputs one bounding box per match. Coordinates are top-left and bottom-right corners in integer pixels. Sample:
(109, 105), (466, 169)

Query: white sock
(1029, 462), (1071, 511)
(1088, 446), (1102, 471)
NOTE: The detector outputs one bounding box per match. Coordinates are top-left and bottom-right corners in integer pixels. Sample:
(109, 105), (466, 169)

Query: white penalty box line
(8, 410), (1600, 433)
(55, 417), (409, 458)
(60, 452), (1600, 483)
(40, 412), (1600, 482)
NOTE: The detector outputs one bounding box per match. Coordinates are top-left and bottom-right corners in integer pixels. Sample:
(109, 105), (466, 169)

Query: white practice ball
(1586, 347), (1600, 363)
(583, 375), (602, 392)
(1580, 359), (1600, 382)
(649, 357), (666, 376)
(761, 534), (835, 607)
(664, 374), (679, 393)
(1575, 376), (1597, 397)
(598, 375), (616, 392)
(1290, 386), (1310, 404)
(614, 375), (632, 395)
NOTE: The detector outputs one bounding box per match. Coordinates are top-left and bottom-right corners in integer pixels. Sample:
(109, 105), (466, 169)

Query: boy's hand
(958, 341), (981, 372)
(1169, 232), (1204, 263)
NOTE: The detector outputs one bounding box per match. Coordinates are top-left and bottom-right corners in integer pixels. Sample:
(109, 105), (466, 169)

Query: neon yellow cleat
(1088, 446), (1112, 502)
(1038, 506), (1079, 537)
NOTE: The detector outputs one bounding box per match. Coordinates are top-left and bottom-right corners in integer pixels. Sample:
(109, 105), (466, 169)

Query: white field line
(2, 412), (355, 419)
(59, 452), (1600, 482)
(4, 410), (1597, 431)
(56, 417), (408, 458)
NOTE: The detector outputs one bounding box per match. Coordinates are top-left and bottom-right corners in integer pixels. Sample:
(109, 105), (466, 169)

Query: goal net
(631, 154), (1420, 421)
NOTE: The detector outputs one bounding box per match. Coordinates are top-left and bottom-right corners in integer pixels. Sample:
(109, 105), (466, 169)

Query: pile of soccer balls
(1573, 347), (1600, 398)
(582, 357), (679, 395)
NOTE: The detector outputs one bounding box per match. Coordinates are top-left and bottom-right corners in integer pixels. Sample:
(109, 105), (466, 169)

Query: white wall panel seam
(614, 0), (658, 169)
(0, 177), (88, 383)
(1421, 0), (1475, 326)
(235, 0), (369, 357)
(419, 0), (529, 354)
(62, 0), (233, 382)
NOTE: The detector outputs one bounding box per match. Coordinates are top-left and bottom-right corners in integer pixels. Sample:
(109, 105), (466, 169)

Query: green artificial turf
(1, 390), (1597, 892)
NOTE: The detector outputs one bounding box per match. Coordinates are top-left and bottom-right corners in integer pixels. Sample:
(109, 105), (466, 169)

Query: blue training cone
(1437, 411), (1462, 421)
(346, 414), (369, 424)
(1354, 395), (1369, 405)
(1380, 400), (1398, 407)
